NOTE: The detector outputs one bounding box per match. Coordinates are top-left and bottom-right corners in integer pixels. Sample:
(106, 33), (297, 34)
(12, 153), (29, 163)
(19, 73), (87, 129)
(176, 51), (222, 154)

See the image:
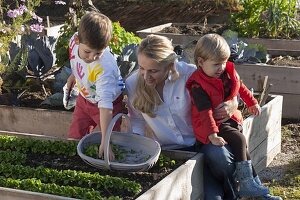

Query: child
(63, 11), (124, 160)
(186, 34), (282, 200)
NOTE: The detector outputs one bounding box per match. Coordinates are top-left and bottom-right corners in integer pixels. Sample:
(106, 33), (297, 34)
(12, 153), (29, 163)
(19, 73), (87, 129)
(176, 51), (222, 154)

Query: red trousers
(68, 94), (124, 139)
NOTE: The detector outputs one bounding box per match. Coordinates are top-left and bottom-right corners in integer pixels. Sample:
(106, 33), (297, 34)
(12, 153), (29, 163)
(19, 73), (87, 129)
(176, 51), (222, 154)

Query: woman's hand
(214, 96), (238, 123)
(248, 104), (261, 116)
(208, 133), (227, 146)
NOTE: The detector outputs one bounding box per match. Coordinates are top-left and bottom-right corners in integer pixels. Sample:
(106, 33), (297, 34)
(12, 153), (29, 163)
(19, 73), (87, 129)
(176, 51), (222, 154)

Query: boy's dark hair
(78, 11), (112, 50)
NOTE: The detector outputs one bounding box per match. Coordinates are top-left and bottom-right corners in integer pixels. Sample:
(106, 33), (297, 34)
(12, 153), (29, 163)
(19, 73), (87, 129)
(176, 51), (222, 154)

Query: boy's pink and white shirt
(69, 34), (122, 109)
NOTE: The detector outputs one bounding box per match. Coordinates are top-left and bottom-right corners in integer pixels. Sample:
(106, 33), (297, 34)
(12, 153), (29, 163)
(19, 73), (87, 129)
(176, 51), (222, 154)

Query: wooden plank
(267, 49), (300, 57)
(253, 143), (281, 173)
(136, 153), (204, 200)
(243, 38), (300, 51)
(249, 129), (281, 168)
(137, 23), (200, 45)
(243, 95), (282, 172)
(137, 23), (300, 52)
(0, 130), (76, 142)
(0, 106), (72, 138)
(0, 187), (77, 200)
(278, 93), (300, 119)
(243, 95), (282, 152)
(235, 63), (300, 95)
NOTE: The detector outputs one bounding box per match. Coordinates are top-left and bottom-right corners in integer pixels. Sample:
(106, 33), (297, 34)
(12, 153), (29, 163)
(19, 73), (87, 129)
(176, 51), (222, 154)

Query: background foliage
(230, 0), (300, 39)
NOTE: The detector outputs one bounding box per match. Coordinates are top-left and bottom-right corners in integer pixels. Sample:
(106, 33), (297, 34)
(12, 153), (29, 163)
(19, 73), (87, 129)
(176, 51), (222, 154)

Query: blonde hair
(194, 33), (230, 66)
(133, 34), (178, 117)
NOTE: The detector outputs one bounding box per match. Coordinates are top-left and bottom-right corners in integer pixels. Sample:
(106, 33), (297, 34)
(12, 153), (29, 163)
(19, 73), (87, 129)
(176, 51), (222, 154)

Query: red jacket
(186, 61), (257, 144)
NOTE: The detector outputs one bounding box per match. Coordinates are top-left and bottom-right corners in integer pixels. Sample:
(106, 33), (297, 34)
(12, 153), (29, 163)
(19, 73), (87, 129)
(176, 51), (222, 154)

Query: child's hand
(248, 104), (261, 116)
(63, 75), (77, 110)
(208, 133), (228, 146)
(63, 83), (78, 110)
(98, 143), (115, 161)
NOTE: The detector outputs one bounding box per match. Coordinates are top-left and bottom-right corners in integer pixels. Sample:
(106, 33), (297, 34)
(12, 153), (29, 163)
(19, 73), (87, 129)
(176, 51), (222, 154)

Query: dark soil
(160, 23), (229, 36)
(25, 150), (187, 199)
(267, 55), (300, 67)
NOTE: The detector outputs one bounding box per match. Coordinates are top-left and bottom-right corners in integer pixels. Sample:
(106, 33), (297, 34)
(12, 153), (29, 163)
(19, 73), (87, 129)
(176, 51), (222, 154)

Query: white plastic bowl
(77, 113), (161, 172)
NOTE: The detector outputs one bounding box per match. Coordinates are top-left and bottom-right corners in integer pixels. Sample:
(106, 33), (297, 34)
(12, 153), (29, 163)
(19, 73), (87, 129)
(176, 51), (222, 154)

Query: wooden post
(46, 16), (50, 28)
(259, 76), (269, 106)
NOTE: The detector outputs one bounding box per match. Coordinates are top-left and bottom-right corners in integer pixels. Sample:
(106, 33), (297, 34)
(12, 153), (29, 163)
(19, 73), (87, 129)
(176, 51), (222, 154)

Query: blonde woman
(125, 34), (239, 200)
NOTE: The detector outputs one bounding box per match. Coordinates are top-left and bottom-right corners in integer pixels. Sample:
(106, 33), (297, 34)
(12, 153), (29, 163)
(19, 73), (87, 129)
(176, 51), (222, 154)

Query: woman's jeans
(200, 144), (238, 200)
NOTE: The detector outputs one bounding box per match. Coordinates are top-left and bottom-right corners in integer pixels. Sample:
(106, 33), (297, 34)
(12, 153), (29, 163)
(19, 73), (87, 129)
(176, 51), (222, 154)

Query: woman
(125, 34), (238, 200)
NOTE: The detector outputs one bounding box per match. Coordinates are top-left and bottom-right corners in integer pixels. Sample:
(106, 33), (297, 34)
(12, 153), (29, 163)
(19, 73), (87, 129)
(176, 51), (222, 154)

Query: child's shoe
(235, 160), (269, 197)
(254, 176), (283, 200)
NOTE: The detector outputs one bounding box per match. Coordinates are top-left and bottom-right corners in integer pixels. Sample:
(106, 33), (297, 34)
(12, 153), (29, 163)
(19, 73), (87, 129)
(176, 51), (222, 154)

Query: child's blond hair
(194, 33), (230, 66)
(133, 34), (178, 117)
(78, 11), (112, 50)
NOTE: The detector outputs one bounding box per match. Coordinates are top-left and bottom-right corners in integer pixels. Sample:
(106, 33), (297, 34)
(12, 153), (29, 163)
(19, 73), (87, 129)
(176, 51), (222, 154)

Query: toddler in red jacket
(186, 33), (281, 200)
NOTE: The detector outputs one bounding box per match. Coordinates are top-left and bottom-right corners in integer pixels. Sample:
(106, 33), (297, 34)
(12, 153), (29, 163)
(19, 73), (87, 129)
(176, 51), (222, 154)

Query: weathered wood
(278, 93), (300, 119)
(0, 187), (76, 200)
(243, 38), (300, 51)
(253, 143), (281, 173)
(243, 95), (283, 172)
(137, 23), (201, 45)
(235, 63), (300, 118)
(235, 64), (300, 95)
(137, 23), (300, 54)
(243, 94), (282, 148)
(0, 105), (72, 138)
(258, 76), (269, 106)
(136, 153), (204, 200)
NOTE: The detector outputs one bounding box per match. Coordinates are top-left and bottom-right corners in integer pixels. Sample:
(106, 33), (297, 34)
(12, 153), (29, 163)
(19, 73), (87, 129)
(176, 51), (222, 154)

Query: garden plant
(230, 0), (300, 39)
(0, 0), (141, 108)
(0, 134), (182, 199)
(0, 1), (299, 199)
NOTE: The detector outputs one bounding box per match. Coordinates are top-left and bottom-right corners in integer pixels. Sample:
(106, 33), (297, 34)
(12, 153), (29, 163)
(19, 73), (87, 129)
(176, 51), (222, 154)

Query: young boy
(186, 34), (282, 200)
(64, 11), (124, 160)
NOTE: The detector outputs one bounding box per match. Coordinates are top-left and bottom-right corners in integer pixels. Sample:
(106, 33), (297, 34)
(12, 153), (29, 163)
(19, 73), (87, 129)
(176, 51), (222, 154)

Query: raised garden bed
(0, 132), (204, 200)
(136, 23), (300, 53)
(0, 94), (282, 171)
(235, 63), (300, 119)
(0, 105), (72, 138)
(0, 94), (282, 199)
(243, 95), (283, 172)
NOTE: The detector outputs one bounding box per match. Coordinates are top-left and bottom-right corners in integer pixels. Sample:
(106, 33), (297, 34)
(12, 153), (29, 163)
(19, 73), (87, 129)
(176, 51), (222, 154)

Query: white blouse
(125, 61), (197, 149)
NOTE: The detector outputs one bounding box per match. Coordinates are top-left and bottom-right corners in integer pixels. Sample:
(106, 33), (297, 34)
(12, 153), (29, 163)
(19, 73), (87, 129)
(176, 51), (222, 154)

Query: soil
(160, 23), (229, 36)
(259, 119), (300, 182)
(19, 147), (187, 199)
(268, 55), (300, 67)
